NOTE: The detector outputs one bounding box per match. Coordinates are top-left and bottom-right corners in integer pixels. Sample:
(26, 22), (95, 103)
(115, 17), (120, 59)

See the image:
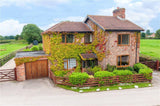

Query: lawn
(0, 40), (28, 58)
(140, 39), (160, 60)
(58, 82), (151, 93)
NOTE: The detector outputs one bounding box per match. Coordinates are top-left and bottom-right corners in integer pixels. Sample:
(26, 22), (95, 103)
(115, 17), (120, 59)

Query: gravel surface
(0, 71), (160, 106)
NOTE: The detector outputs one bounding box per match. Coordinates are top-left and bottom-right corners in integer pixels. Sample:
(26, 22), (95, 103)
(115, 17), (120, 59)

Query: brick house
(42, 7), (144, 71)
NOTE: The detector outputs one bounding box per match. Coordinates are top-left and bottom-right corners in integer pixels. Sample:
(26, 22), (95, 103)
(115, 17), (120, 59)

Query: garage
(25, 59), (48, 79)
(15, 51), (49, 81)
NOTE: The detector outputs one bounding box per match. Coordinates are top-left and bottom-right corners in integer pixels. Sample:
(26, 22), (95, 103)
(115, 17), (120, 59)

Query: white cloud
(97, 0), (160, 31)
(0, 19), (26, 36)
(0, 0), (70, 7)
(40, 23), (56, 31)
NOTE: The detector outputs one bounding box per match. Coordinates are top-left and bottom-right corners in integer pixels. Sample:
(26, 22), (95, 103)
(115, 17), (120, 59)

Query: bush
(54, 70), (68, 77)
(139, 68), (153, 80)
(126, 66), (134, 71)
(113, 70), (133, 76)
(94, 71), (115, 78)
(106, 64), (116, 72)
(88, 66), (102, 74)
(39, 45), (43, 50)
(69, 72), (89, 85)
(31, 46), (39, 51)
(133, 63), (148, 72)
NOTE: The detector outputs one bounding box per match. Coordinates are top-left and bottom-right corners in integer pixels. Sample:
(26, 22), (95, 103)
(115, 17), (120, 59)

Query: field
(0, 40), (28, 59)
(140, 39), (160, 60)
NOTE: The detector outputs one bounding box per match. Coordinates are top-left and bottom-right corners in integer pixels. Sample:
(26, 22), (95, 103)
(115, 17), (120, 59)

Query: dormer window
(84, 34), (93, 44)
(62, 34), (74, 43)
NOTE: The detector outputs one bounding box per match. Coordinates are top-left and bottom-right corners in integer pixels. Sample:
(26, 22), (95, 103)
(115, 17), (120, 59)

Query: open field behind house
(0, 40), (28, 59)
(140, 39), (160, 60)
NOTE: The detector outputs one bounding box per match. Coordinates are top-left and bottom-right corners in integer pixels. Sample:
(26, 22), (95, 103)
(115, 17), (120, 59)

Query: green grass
(140, 39), (160, 60)
(0, 40), (28, 58)
(57, 82), (151, 93)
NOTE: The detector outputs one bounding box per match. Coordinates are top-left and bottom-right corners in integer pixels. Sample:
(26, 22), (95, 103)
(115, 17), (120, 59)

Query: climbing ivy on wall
(42, 26), (108, 72)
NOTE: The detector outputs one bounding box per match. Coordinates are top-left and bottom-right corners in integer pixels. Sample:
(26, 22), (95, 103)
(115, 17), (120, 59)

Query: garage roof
(15, 51), (48, 58)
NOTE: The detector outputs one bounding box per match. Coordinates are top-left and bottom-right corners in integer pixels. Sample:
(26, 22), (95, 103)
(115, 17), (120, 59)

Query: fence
(0, 68), (16, 82)
(49, 71), (152, 87)
(0, 44), (33, 66)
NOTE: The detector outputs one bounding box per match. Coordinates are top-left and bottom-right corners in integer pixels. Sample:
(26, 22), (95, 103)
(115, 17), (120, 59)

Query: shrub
(88, 66), (102, 74)
(39, 45), (43, 50)
(69, 72), (89, 85)
(126, 66), (134, 71)
(113, 70), (133, 76)
(139, 68), (153, 80)
(94, 71), (115, 78)
(31, 46), (39, 51)
(106, 64), (116, 72)
(133, 63), (148, 72)
(54, 70), (68, 77)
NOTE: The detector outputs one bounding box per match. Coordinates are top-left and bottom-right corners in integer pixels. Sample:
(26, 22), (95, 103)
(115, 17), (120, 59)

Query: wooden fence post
(14, 68), (17, 81)
(156, 60), (159, 71)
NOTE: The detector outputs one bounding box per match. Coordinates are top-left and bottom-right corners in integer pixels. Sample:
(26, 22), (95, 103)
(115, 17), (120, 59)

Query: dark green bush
(69, 72), (89, 85)
(94, 71), (115, 78)
(126, 66), (134, 71)
(31, 46), (39, 51)
(113, 70), (133, 76)
(133, 63), (148, 72)
(106, 64), (117, 72)
(88, 66), (102, 74)
(39, 45), (43, 50)
(54, 70), (68, 77)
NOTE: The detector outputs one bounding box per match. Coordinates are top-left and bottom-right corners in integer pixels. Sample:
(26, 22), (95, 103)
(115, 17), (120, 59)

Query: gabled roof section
(42, 21), (93, 34)
(84, 15), (144, 31)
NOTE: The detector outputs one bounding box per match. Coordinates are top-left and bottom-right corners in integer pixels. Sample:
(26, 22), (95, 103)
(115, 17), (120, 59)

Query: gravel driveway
(0, 71), (160, 106)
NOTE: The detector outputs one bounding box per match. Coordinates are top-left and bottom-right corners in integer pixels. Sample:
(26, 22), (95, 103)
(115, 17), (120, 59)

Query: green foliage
(88, 66), (102, 74)
(94, 71), (115, 78)
(133, 63), (148, 72)
(155, 29), (160, 39)
(146, 29), (151, 35)
(69, 72), (89, 85)
(31, 46), (39, 51)
(106, 64), (116, 72)
(54, 70), (68, 77)
(139, 68), (153, 80)
(141, 32), (146, 39)
(39, 45), (43, 50)
(126, 66), (134, 71)
(21, 24), (43, 44)
(113, 70), (133, 76)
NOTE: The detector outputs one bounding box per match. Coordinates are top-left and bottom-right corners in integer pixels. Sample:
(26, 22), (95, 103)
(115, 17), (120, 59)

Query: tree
(0, 35), (4, 40)
(146, 29), (151, 35)
(21, 24), (42, 44)
(141, 32), (146, 39)
(155, 29), (160, 39)
(15, 35), (20, 40)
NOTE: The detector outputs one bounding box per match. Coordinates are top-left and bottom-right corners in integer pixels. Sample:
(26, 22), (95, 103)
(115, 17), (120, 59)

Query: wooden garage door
(25, 59), (48, 79)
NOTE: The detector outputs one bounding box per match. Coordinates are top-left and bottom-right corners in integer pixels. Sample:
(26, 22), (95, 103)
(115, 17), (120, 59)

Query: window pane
(62, 35), (65, 43)
(117, 56), (121, 66)
(121, 55), (129, 66)
(68, 58), (76, 69)
(84, 34), (90, 43)
(90, 34), (93, 42)
(118, 35), (121, 44)
(64, 61), (67, 69)
(66, 34), (74, 43)
(122, 35), (129, 44)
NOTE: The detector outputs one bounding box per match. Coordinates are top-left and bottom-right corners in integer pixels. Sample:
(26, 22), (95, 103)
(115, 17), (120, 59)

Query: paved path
(0, 58), (15, 70)
(0, 71), (160, 106)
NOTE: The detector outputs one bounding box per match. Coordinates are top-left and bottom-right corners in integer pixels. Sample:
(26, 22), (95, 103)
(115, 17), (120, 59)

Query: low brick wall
(49, 71), (152, 87)
(16, 64), (25, 81)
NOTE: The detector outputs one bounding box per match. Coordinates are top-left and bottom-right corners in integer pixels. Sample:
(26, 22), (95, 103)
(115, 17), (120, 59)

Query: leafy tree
(141, 32), (146, 39)
(146, 29), (151, 35)
(0, 35), (4, 40)
(21, 24), (42, 44)
(155, 29), (160, 39)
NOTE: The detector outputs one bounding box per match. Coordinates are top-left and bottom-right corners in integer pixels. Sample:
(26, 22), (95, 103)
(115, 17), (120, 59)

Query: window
(82, 59), (98, 68)
(84, 34), (92, 44)
(62, 34), (74, 43)
(118, 34), (129, 45)
(64, 58), (76, 69)
(117, 55), (129, 67)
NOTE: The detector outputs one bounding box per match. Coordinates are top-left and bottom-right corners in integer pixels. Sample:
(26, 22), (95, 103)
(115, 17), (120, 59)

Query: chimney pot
(113, 7), (125, 19)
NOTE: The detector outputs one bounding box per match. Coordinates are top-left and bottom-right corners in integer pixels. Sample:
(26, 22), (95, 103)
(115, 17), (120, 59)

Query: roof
(85, 15), (144, 31)
(15, 51), (48, 58)
(80, 53), (97, 60)
(42, 21), (93, 34)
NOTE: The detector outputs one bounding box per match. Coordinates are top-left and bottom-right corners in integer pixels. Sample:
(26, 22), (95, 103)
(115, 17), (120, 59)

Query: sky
(0, 0), (160, 36)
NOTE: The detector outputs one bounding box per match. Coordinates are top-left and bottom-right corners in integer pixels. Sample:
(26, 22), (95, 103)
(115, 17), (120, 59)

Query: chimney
(113, 7), (125, 19)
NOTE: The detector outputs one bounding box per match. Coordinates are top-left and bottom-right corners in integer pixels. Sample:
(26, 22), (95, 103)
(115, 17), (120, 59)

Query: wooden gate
(0, 68), (16, 82)
(25, 59), (48, 80)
